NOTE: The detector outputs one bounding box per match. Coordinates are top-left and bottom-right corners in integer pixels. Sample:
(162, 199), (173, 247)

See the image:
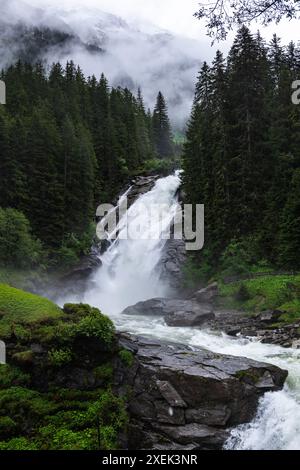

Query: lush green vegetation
(0, 383), (127, 450)
(0, 287), (128, 450)
(219, 275), (300, 322)
(0, 284), (62, 338)
(0, 61), (176, 270)
(183, 27), (300, 275)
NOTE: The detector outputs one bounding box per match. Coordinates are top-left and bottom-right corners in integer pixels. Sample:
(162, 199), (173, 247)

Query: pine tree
(152, 92), (173, 158)
(278, 169), (300, 268)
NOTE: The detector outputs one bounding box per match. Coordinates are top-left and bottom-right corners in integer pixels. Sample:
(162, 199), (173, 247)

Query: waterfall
(60, 172), (300, 451)
(82, 172), (182, 315)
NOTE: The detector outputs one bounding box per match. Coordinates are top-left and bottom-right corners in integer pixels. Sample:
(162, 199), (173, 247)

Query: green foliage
(119, 349), (134, 367)
(12, 350), (34, 365)
(0, 437), (38, 450)
(183, 27), (300, 271)
(0, 365), (30, 389)
(139, 158), (179, 176)
(0, 416), (18, 437)
(219, 275), (300, 318)
(0, 208), (43, 269)
(220, 240), (253, 278)
(0, 387), (56, 419)
(0, 61), (167, 268)
(93, 364), (114, 382)
(87, 391), (128, 449)
(235, 283), (251, 302)
(63, 303), (98, 318)
(0, 284), (62, 338)
(75, 308), (115, 345)
(183, 252), (215, 287)
(38, 425), (97, 450)
(48, 348), (73, 367)
(152, 92), (174, 158)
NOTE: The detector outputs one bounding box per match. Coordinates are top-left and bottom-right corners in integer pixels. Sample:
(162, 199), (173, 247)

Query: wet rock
(164, 303), (214, 327)
(116, 334), (288, 450)
(126, 176), (159, 206)
(158, 238), (187, 291)
(156, 380), (187, 407)
(122, 298), (166, 316)
(122, 298), (215, 327)
(256, 310), (283, 323)
(152, 423), (228, 449)
(192, 282), (219, 304)
(209, 309), (300, 348)
(185, 405), (231, 427)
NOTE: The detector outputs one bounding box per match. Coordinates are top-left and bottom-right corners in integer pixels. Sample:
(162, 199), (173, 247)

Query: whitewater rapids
(62, 172), (300, 450)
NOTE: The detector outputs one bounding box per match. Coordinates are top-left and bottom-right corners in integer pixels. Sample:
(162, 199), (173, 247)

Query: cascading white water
(61, 172), (300, 450)
(82, 172), (182, 316)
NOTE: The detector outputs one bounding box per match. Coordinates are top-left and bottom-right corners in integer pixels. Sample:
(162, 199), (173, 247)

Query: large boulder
(122, 298), (215, 327)
(116, 334), (288, 450)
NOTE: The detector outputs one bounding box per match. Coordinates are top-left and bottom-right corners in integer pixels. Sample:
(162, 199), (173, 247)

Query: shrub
(235, 283), (251, 302)
(75, 309), (115, 345)
(93, 364), (114, 382)
(0, 208), (43, 269)
(12, 350), (34, 365)
(0, 437), (38, 450)
(0, 416), (18, 437)
(0, 365), (30, 389)
(119, 350), (134, 367)
(48, 348), (73, 367)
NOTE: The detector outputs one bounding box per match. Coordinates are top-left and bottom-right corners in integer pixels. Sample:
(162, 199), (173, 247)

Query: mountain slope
(0, 0), (202, 125)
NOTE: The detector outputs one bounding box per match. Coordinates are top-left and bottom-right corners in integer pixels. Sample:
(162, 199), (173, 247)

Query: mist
(0, 0), (208, 127)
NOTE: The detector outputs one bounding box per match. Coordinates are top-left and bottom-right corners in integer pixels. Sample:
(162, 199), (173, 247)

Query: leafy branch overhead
(195, 0), (300, 40)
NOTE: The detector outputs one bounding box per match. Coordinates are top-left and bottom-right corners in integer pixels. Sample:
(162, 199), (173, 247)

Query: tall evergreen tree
(152, 92), (173, 158)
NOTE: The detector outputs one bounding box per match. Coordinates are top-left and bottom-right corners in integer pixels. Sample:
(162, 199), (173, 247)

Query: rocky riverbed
(121, 282), (300, 348)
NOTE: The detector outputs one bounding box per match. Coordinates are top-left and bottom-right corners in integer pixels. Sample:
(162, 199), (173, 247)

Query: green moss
(75, 308), (115, 345)
(0, 387), (57, 419)
(63, 303), (99, 318)
(219, 275), (300, 320)
(0, 365), (30, 389)
(38, 425), (97, 450)
(48, 348), (73, 367)
(12, 350), (34, 365)
(14, 324), (32, 342)
(93, 364), (114, 382)
(119, 349), (134, 367)
(235, 369), (260, 383)
(0, 437), (38, 450)
(0, 284), (62, 339)
(0, 416), (18, 437)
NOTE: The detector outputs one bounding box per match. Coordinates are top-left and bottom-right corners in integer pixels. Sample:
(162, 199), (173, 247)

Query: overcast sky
(26, 0), (300, 53)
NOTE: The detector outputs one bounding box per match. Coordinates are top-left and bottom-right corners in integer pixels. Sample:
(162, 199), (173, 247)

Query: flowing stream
(62, 172), (300, 450)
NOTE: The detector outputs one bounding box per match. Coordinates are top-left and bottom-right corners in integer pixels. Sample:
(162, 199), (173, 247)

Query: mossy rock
(12, 350), (34, 365)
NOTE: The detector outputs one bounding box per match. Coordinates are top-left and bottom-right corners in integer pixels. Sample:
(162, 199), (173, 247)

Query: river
(60, 172), (300, 450)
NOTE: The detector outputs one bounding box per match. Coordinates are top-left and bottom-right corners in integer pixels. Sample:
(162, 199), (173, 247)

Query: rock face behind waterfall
(158, 238), (187, 291)
(116, 334), (288, 450)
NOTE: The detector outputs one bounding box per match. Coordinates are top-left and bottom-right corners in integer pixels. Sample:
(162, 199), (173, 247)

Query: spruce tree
(152, 92), (173, 158)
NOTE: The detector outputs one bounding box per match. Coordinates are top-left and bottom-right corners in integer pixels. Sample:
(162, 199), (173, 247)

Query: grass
(0, 284), (62, 338)
(219, 274), (300, 323)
